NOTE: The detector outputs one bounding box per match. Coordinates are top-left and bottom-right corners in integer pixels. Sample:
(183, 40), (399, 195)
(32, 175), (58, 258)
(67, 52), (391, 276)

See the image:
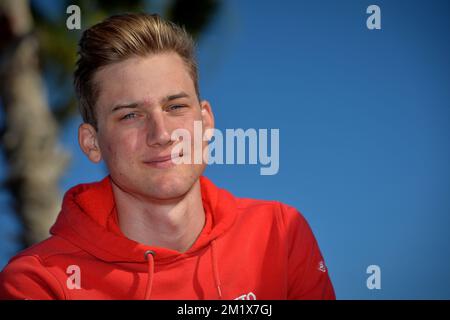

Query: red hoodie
(0, 176), (335, 300)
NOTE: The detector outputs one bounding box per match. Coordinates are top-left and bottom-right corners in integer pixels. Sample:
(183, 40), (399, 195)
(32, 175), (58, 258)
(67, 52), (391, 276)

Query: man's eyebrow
(161, 92), (190, 104)
(110, 92), (190, 113)
(111, 102), (140, 113)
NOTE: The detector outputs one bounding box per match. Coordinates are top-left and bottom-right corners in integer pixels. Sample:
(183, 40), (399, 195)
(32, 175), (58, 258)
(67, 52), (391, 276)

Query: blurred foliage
(167, 0), (219, 39)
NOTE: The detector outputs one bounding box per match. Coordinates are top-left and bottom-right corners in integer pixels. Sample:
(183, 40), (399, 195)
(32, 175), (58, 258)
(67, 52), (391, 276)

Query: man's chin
(140, 169), (202, 201)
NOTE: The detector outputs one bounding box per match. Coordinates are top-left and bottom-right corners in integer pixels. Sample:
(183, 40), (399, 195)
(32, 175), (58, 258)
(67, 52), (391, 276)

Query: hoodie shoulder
(229, 196), (335, 299)
(0, 236), (81, 300)
(13, 235), (83, 261)
(0, 253), (66, 300)
(235, 197), (307, 228)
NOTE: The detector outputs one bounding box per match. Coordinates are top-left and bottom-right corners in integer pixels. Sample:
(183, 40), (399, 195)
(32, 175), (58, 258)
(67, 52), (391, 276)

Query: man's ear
(200, 100), (214, 133)
(78, 123), (102, 163)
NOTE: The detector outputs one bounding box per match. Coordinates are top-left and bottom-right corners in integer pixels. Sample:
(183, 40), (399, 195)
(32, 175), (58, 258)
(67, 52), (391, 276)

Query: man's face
(79, 52), (214, 201)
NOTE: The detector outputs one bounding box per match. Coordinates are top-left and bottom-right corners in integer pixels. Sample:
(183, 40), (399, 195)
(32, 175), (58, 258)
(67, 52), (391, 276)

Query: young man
(0, 13), (335, 300)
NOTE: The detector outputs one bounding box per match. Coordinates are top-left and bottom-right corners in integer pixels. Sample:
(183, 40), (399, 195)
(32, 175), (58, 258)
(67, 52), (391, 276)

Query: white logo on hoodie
(234, 292), (257, 300)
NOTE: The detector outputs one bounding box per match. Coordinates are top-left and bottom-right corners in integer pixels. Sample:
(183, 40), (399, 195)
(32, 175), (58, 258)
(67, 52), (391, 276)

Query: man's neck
(111, 180), (205, 253)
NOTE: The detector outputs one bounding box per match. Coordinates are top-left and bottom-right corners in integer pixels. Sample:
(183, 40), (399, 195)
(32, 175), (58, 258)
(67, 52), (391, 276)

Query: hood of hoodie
(50, 175), (237, 264)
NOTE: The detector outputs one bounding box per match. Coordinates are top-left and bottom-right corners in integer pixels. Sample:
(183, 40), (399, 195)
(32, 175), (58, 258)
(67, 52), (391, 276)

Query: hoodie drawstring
(210, 240), (223, 299)
(144, 244), (222, 300)
(144, 250), (155, 300)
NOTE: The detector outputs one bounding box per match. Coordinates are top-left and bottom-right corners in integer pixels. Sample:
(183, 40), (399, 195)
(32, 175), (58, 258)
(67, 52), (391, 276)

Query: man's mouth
(143, 152), (183, 169)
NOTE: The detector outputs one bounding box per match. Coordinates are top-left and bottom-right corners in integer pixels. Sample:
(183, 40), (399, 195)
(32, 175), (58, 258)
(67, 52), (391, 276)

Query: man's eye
(121, 113), (137, 120)
(168, 105), (186, 111)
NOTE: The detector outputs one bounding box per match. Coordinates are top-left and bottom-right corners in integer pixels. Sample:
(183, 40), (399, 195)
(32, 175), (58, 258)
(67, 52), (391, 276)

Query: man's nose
(146, 112), (172, 147)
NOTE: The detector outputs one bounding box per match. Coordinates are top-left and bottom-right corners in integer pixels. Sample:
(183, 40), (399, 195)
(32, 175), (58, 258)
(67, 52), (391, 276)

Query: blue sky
(1, 0), (450, 299)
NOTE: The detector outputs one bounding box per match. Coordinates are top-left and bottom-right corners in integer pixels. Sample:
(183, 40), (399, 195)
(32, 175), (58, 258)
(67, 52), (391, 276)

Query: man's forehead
(96, 52), (190, 80)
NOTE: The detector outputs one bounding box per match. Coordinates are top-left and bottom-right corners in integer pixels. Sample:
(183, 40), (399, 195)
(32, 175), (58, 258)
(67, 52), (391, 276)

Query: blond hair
(74, 13), (199, 129)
